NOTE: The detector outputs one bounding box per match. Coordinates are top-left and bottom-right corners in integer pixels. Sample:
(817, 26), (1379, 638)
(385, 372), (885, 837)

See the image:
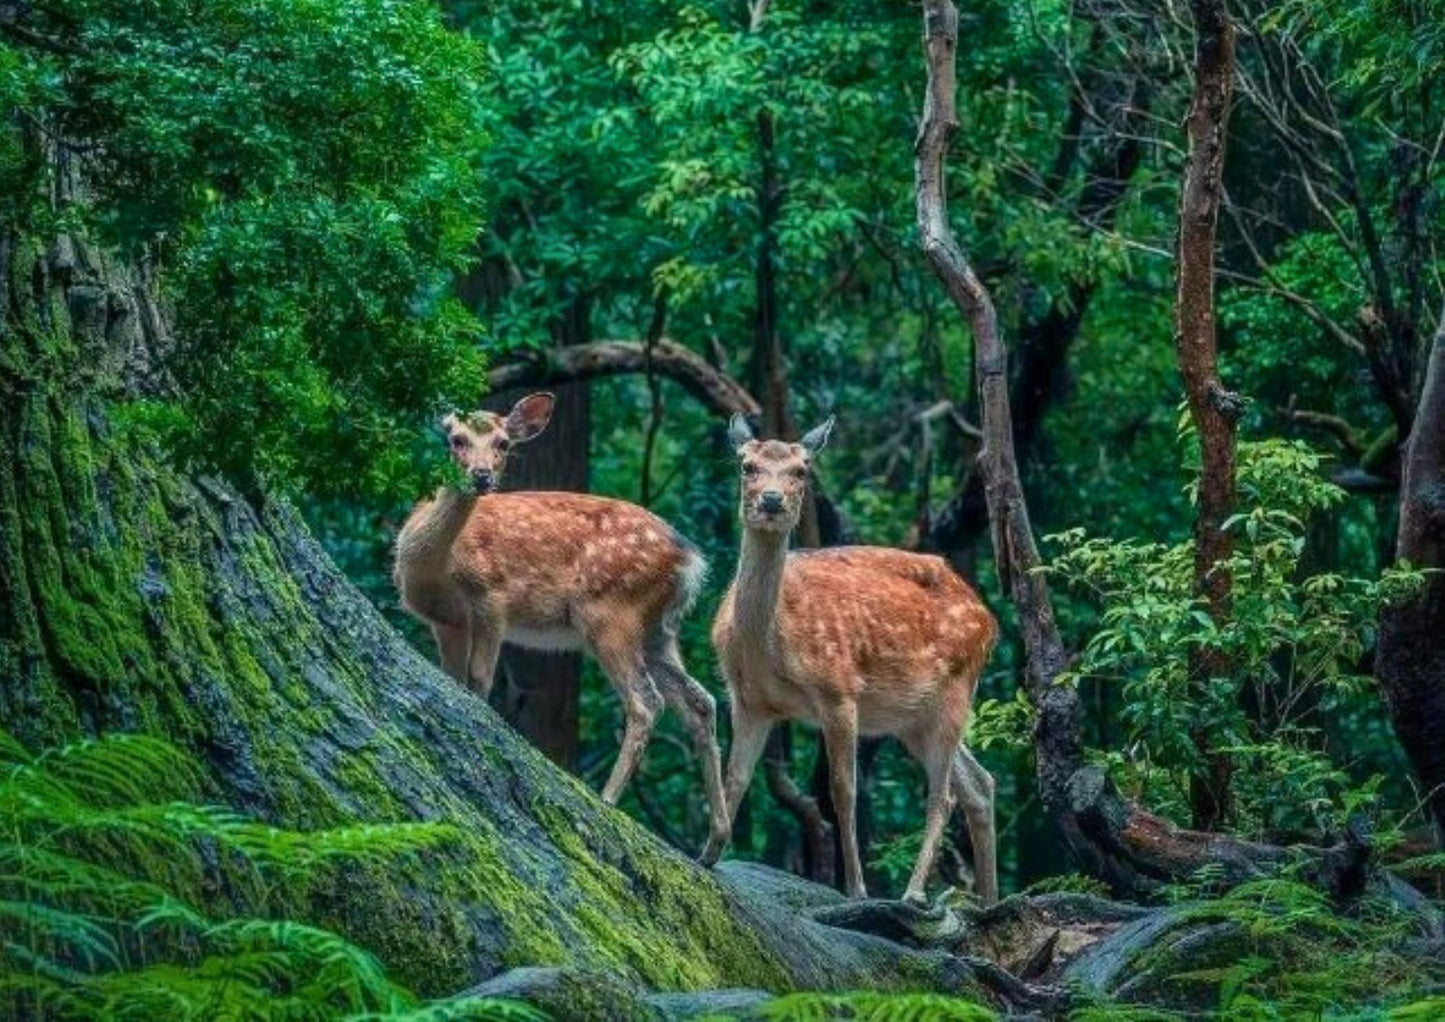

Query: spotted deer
(394, 393), (729, 852)
(700, 415), (999, 903)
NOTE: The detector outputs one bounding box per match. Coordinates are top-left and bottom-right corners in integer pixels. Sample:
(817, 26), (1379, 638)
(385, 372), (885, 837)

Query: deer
(393, 392), (729, 855)
(699, 414), (1000, 904)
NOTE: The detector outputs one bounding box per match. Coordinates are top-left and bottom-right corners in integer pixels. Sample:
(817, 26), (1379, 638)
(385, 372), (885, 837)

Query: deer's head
(728, 414), (834, 533)
(441, 392), (554, 494)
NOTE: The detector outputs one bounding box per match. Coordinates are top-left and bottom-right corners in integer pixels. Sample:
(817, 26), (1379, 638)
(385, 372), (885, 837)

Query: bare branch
(488, 338), (761, 419)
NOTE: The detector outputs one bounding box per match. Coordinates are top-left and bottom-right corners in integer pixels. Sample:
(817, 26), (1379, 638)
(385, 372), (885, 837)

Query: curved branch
(488, 339), (760, 419)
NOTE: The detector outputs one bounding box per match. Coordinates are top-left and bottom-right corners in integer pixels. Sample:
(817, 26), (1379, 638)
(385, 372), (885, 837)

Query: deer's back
(451, 492), (700, 627)
(718, 546), (996, 732)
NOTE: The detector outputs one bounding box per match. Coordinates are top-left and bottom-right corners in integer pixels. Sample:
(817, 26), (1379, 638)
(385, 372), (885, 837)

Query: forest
(1, 0), (1443, 1018)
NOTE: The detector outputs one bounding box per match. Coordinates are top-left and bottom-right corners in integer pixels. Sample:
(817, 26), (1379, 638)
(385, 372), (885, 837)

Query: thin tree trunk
(916, 0), (1081, 858)
(1175, 0), (1241, 831)
(1378, 304), (1445, 846)
(482, 295), (592, 770)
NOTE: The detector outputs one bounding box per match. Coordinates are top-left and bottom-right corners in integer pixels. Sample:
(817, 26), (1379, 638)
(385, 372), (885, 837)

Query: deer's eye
(449, 435), (468, 450)
(742, 463), (760, 477)
(496, 438), (511, 452)
(790, 467), (807, 479)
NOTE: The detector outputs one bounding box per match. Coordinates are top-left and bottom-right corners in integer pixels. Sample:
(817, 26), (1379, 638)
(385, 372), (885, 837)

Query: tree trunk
(1378, 305), (1445, 845)
(1174, 0), (1241, 831)
(925, 63), (1150, 570)
(483, 296), (592, 771)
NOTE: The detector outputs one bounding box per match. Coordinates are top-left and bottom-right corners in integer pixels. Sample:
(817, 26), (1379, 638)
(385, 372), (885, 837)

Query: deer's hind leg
(901, 719), (963, 905)
(646, 633), (729, 861)
(951, 744), (997, 904)
(586, 613), (664, 807)
(432, 620), (472, 684)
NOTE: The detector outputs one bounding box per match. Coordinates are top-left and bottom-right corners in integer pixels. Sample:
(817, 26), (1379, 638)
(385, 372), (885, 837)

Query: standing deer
(394, 392), (729, 853)
(700, 414), (999, 904)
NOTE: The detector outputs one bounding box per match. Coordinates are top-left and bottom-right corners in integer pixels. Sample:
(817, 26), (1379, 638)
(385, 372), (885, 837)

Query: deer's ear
(439, 413), (460, 434)
(728, 413), (756, 452)
(505, 393), (554, 442)
(800, 415), (835, 456)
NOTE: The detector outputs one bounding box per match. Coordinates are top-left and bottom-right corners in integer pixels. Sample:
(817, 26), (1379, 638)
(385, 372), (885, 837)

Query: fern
(1391, 852), (1445, 878)
(0, 728), (534, 1021)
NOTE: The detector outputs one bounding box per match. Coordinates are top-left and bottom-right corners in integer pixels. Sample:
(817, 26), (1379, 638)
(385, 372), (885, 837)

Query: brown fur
(702, 421), (1000, 904)
(393, 394), (728, 849)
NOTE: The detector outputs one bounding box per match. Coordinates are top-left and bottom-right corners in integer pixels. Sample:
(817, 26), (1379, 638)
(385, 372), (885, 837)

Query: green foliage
(3, 0), (490, 498)
(0, 728), (538, 1020)
(1048, 438), (1424, 831)
(1022, 873), (1111, 898)
(1147, 878), (1439, 1019)
(752, 991), (997, 1022)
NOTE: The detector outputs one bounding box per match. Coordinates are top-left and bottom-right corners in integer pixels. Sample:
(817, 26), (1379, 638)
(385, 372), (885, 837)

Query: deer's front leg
(467, 615), (502, 700)
(952, 745), (998, 905)
(820, 701), (865, 898)
(701, 696), (773, 865)
(432, 621), (471, 683)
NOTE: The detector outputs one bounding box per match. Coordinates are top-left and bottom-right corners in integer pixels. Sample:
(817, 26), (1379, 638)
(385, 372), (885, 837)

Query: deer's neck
(731, 527), (790, 649)
(400, 487), (478, 569)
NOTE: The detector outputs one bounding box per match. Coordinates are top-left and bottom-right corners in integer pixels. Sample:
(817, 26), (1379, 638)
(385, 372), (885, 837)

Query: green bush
(1046, 437), (1423, 833)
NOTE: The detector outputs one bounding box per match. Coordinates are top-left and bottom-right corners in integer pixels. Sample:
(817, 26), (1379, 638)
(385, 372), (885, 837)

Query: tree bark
(925, 51), (1150, 570)
(479, 297), (592, 771)
(916, 0), (1083, 863)
(1378, 305), (1445, 845)
(1174, 0), (1241, 831)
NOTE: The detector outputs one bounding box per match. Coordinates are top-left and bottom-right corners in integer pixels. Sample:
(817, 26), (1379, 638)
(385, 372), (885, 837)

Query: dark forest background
(3, 0), (1444, 1018)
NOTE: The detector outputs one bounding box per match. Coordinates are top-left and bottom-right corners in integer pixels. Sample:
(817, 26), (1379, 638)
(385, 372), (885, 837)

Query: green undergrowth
(688, 992), (999, 1022)
(746, 992), (997, 1021)
(1070, 875), (1445, 1020)
(0, 728), (540, 1020)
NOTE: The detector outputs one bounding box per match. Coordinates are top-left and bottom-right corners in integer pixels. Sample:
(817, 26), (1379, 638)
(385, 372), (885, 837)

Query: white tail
(701, 415), (999, 904)
(394, 394), (729, 853)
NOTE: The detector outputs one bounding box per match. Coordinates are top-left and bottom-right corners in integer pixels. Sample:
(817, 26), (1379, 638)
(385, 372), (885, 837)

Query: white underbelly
(504, 624), (586, 653)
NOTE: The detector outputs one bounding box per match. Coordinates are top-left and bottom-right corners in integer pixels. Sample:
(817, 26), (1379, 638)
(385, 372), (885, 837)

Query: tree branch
(488, 339), (761, 419)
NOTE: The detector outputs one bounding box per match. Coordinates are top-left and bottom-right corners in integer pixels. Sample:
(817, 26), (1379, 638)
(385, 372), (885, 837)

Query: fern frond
(364, 998), (551, 1021)
(26, 733), (204, 807)
(0, 900), (121, 969)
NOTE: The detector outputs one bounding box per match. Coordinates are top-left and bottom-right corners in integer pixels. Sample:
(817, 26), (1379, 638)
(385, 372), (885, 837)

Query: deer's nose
(471, 469), (495, 493)
(759, 491), (785, 514)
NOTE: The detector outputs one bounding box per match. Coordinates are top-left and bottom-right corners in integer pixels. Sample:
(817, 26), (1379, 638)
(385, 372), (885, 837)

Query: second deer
(394, 392), (729, 854)
(701, 414), (999, 903)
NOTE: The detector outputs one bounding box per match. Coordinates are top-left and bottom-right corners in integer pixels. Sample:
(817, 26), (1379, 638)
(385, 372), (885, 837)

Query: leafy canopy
(2, 0), (492, 497)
